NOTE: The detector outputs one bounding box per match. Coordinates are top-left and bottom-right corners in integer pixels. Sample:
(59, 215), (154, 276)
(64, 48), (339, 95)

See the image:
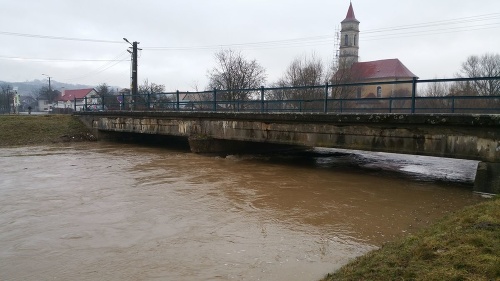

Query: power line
(0, 31), (124, 44)
(363, 13), (500, 34)
(1, 12), (498, 53)
(140, 23), (498, 51)
(0, 55), (128, 62)
(142, 13), (500, 51)
(143, 35), (333, 50)
(362, 23), (500, 40)
(63, 52), (130, 81)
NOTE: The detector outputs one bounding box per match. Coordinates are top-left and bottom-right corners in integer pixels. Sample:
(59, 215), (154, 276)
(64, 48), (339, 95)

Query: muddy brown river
(0, 142), (484, 281)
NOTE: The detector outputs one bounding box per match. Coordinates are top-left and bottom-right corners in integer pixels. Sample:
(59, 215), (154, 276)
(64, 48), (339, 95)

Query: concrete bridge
(75, 111), (500, 194)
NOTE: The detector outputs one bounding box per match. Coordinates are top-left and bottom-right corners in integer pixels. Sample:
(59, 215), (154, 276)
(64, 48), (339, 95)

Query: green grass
(322, 196), (500, 281)
(0, 114), (94, 146)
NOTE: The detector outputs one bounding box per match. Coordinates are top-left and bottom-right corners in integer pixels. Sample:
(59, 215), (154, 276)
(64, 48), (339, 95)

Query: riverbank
(322, 195), (500, 281)
(1, 114), (498, 280)
(0, 114), (95, 146)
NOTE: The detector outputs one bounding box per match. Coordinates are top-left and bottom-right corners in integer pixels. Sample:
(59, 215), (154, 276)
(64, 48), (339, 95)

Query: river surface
(0, 142), (484, 281)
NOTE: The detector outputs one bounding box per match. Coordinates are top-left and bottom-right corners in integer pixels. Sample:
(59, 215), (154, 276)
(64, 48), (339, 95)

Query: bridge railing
(73, 76), (500, 114)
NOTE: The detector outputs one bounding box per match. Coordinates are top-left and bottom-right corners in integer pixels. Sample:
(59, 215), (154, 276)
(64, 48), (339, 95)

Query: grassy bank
(322, 196), (500, 281)
(0, 114), (95, 146)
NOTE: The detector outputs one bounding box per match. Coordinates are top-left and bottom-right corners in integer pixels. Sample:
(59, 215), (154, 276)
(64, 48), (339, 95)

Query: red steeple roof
(342, 2), (359, 23)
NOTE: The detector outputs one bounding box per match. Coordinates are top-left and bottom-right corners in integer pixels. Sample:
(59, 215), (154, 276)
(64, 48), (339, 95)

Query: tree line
(206, 50), (499, 97)
(201, 50), (499, 112)
(1, 52), (498, 113)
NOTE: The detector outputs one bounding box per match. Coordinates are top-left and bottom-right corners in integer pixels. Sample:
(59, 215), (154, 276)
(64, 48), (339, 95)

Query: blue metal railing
(73, 76), (500, 114)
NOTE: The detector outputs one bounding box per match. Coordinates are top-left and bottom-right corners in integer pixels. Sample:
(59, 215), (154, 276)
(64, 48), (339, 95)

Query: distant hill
(0, 80), (101, 96)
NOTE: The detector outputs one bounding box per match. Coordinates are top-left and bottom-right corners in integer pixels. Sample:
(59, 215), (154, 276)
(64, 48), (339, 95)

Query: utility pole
(42, 74), (52, 92)
(42, 74), (53, 103)
(132, 41), (138, 97)
(124, 38), (140, 97)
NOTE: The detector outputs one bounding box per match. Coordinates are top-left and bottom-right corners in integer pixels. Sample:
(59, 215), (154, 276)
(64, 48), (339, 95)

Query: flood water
(0, 142), (484, 281)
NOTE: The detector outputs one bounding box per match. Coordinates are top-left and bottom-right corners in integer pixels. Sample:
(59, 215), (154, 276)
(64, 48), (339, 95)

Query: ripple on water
(0, 143), (484, 281)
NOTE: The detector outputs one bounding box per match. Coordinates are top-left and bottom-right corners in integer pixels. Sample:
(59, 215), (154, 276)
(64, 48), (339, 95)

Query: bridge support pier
(188, 135), (306, 155)
(188, 135), (232, 154)
(474, 162), (500, 194)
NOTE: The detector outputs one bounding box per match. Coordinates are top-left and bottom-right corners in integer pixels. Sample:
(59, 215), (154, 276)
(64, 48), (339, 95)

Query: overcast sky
(1, 0), (499, 91)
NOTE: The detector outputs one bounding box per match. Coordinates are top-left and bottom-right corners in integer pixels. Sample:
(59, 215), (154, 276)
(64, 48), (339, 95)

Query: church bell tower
(339, 2), (360, 68)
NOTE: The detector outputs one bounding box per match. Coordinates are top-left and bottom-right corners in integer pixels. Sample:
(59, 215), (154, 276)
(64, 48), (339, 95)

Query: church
(335, 2), (418, 99)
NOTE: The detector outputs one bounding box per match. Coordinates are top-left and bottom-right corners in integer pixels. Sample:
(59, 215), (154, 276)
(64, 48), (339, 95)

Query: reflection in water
(0, 143), (483, 281)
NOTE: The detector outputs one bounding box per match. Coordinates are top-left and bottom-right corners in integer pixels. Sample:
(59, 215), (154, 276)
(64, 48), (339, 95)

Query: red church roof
(350, 59), (417, 80)
(59, 88), (95, 102)
(342, 2), (359, 23)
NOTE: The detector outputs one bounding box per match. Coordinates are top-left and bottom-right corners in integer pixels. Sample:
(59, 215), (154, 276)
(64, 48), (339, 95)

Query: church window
(344, 34), (348, 46)
(354, 35), (357, 46)
(376, 86), (382, 98)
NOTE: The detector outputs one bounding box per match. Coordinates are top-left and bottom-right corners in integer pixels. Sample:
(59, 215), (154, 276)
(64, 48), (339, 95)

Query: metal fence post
(176, 90), (180, 110)
(74, 97), (77, 111)
(213, 89), (217, 112)
(147, 92), (151, 110)
(389, 98), (393, 113)
(102, 95), (105, 111)
(84, 96), (87, 111)
(261, 86), (265, 113)
(451, 96), (455, 113)
(411, 77), (417, 114)
(324, 82), (329, 113)
(121, 93), (125, 110)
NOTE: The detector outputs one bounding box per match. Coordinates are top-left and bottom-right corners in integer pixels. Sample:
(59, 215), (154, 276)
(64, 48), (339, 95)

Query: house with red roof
(55, 88), (98, 111)
(335, 2), (418, 99)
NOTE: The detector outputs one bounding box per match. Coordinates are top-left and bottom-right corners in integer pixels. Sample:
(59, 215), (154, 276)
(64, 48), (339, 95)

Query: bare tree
(0, 83), (13, 113)
(37, 86), (59, 103)
(419, 81), (452, 112)
(207, 49), (266, 110)
(95, 83), (118, 110)
(266, 81), (289, 111)
(455, 53), (500, 96)
(282, 54), (326, 87)
(268, 54), (326, 111)
(96, 83), (111, 97)
(138, 79), (166, 110)
(328, 58), (358, 112)
(423, 81), (451, 97)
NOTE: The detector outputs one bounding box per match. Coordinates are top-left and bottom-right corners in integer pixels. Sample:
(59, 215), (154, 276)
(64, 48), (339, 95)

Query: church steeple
(343, 2), (358, 23)
(339, 2), (360, 68)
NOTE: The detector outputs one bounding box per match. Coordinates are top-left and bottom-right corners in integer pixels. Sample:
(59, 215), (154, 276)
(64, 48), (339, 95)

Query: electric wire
(363, 13), (500, 34)
(362, 22), (500, 40)
(140, 23), (498, 51)
(0, 55), (127, 62)
(0, 31), (124, 44)
(0, 12), (498, 83)
(141, 13), (500, 51)
(63, 52), (130, 81)
(1, 13), (497, 52)
(0, 12), (498, 54)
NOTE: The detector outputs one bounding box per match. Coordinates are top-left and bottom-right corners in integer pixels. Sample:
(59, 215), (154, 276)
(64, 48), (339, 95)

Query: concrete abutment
(474, 162), (500, 194)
